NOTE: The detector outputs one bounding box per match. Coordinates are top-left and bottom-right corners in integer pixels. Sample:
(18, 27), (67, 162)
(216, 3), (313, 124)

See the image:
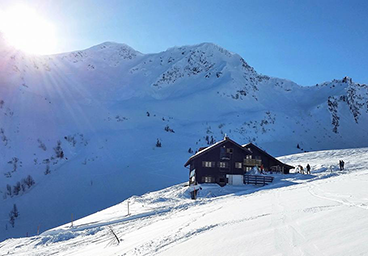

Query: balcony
(243, 159), (262, 166)
(220, 153), (231, 161)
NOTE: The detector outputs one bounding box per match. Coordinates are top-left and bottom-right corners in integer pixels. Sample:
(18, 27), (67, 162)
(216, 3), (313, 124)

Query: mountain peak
(164, 42), (234, 59)
(342, 76), (353, 84)
(85, 41), (142, 55)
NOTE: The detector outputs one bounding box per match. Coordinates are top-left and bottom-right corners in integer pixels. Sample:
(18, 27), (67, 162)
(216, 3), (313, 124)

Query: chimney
(224, 134), (229, 140)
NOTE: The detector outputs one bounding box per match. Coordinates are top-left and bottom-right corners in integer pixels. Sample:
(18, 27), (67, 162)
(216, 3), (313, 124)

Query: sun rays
(0, 5), (57, 55)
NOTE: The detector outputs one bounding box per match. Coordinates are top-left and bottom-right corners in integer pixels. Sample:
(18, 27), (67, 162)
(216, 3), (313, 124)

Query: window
(235, 162), (242, 169)
(246, 155), (252, 159)
(202, 161), (215, 168)
(203, 176), (213, 183)
(245, 166), (252, 172)
(226, 148), (233, 154)
(219, 162), (229, 168)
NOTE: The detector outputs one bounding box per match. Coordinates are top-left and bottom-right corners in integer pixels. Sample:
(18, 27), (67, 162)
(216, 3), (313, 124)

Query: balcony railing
(243, 159), (262, 166)
(220, 153), (231, 160)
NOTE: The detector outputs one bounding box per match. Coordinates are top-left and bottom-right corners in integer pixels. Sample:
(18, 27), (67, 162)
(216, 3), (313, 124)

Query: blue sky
(1, 0), (368, 86)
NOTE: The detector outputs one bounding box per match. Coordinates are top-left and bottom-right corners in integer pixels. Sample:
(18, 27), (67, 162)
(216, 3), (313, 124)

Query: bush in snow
(164, 125), (175, 133)
(64, 135), (77, 147)
(12, 204), (19, 218)
(156, 139), (162, 147)
(44, 165), (51, 175)
(24, 175), (35, 188)
(6, 184), (12, 197)
(4, 175), (36, 199)
(53, 140), (64, 159)
(205, 135), (216, 145)
(9, 214), (15, 228)
(0, 128), (8, 146)
(37, 139), (47, 151)
(8, 157), (19, 173)
(4, 171), (12, 178)
(13, 182), (21, 196)
(9, 204), (19, 228)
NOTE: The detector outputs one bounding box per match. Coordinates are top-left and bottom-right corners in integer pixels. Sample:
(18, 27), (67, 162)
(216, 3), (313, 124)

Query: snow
(1, 147), (368, 255)
(1, 39), (368, 241)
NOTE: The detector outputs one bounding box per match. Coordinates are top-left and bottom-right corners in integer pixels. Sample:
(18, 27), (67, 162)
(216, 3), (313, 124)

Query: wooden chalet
(184, 136), (294, 187)
(242, 143), (294, 174)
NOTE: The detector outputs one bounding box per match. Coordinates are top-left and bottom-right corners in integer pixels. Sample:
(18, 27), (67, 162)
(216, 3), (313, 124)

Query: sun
(0, 5), (57, 55)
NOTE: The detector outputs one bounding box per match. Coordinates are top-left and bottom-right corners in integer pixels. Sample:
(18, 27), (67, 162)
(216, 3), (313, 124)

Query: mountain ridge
(0, 40), (367, 241)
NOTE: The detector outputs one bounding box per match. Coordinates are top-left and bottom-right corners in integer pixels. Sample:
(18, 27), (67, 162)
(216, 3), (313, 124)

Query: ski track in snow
(1, 148), (368, 255)
(2, 39), (368, 242)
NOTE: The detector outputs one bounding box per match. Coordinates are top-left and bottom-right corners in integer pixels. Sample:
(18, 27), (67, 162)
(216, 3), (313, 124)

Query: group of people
(297, 164), (311, 174)
(298, 160), (345, 174)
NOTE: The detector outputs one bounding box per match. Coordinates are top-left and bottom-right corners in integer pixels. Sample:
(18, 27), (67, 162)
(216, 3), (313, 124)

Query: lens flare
(0, 5), (57, 54)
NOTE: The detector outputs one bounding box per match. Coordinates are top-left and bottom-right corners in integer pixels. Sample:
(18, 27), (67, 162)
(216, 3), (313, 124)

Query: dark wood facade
(184, 137), (252, 186)
(242, 143), (294, 174)
(184, 137), (294, 186)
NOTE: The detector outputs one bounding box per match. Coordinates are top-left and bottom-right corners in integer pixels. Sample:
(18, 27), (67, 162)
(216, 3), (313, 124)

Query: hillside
(1, 38), (368, 241)
(1, 147), (368, 255)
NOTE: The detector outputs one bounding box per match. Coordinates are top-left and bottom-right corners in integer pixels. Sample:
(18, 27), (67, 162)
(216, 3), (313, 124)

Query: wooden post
(127, 201), (130, 216)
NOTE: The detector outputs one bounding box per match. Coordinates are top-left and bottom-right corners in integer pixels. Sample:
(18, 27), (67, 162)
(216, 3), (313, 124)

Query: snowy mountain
(1, 39), (368, 241)
(1, 147), (368, 255)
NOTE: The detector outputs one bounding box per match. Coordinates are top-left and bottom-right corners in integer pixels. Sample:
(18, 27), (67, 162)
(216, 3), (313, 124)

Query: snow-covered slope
(1, 38), (368, 241)
(1, 148), (368, 255)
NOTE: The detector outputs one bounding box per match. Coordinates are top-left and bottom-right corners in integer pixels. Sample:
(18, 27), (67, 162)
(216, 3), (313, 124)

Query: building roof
(242, 143), (294, 169)
(184, 136), (252, 167)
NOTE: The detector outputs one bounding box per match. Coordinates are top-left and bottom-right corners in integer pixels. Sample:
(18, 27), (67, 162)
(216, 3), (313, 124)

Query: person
(306, 164), (311, 174)
(260, 164), (264, 174)
(339, 160), (344, 171)
(298, 165), (304, 174)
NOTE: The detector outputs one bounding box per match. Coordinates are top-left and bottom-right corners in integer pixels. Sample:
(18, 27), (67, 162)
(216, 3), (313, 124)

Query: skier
(341, 160), (345, 170)
(306, 164), (311, 174)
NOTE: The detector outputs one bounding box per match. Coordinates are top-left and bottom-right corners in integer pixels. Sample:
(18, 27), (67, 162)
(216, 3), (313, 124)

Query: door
(226, 174), (244, 185)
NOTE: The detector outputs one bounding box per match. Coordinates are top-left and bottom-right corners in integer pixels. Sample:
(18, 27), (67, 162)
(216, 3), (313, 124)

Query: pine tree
(210, 136), (215, 144)
(9, 204), (19, 228)
(6, 184), (12, 196)
(9, 214), (15, 228)
(24, 175), (35, 188)
(12, 204), (19, 218)
(13, 182), (21, 196)
(53, 140), (64, 159)
(44, 165), (51, 175)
